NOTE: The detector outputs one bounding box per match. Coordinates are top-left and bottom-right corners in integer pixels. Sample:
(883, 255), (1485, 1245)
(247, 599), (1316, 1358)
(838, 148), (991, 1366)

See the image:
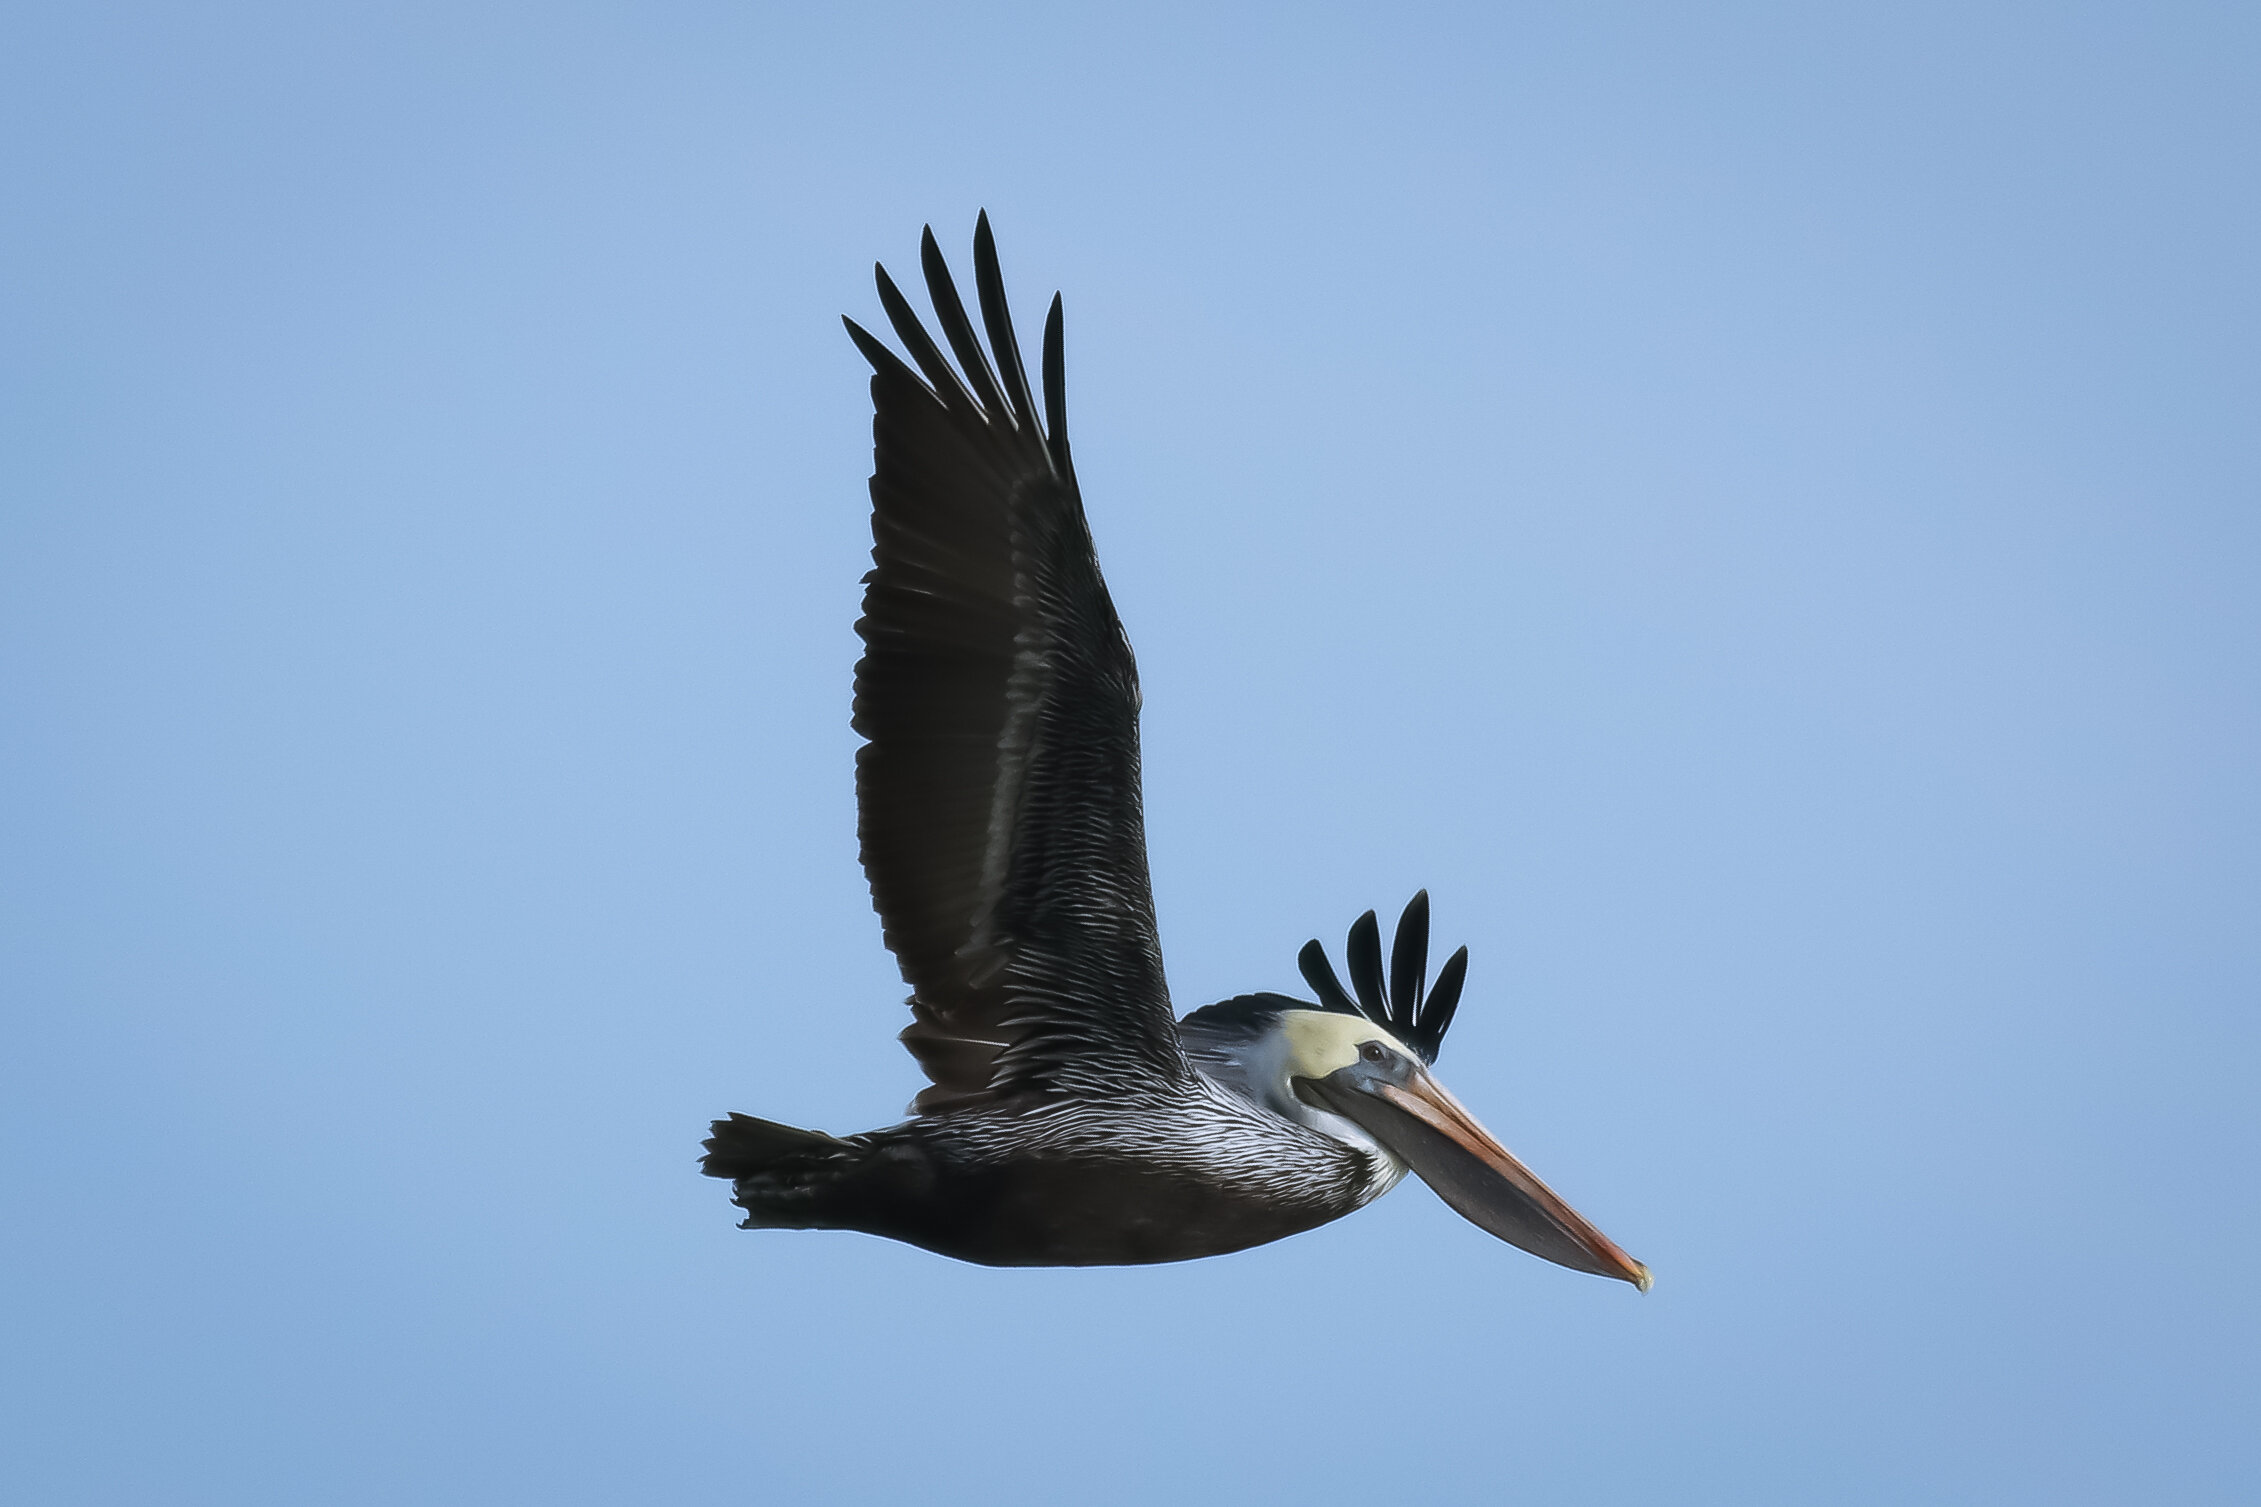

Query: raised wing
(846, 215), (1187, 1112)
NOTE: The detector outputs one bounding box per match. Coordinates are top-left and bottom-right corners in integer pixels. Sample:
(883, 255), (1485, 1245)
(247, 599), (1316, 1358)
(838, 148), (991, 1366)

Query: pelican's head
(1278, 1007), (1650, 1290)
(1185, 892), (1651, 1292)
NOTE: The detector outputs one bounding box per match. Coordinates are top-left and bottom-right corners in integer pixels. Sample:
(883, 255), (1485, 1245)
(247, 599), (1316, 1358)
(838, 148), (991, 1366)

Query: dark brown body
(708, 1087), (1393, 1267)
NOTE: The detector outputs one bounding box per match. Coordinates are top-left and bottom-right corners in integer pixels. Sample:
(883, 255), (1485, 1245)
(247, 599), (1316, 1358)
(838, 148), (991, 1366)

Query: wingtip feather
(1298, 940), (1362, 1017)
(973, 214), (1040, 434)
(1346, 910), (1386, 1020)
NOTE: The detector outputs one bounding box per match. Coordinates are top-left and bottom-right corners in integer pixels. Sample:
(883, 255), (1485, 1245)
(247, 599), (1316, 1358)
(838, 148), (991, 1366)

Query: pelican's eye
(1359, 1040), (1388, 1065)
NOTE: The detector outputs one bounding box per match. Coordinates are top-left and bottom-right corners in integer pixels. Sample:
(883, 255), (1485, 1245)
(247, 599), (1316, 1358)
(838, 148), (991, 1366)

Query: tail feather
(702, 1112), (895, 1235)
(699, 1112), (848, 1181)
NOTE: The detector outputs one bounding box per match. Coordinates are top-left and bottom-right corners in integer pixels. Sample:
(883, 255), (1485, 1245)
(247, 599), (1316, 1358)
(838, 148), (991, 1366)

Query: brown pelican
(702, 217), (1649, 1287)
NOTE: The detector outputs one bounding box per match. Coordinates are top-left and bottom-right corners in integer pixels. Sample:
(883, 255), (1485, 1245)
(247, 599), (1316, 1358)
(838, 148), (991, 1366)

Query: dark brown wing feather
(848, 215), (1186, 1112)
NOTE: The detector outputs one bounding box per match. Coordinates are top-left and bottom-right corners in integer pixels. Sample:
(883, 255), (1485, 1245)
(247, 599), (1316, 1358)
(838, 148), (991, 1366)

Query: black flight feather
(842, 315), (924, 397)
(918, 225), (1012, 420)
(1391, 891), (1429, 1033)
(873, 264), (975, 410)
(1346, 911), (1387, 1022)
(974, 212), (1041, 436)
(1299, 893), (1466, 1064)
(1297, 941), (1363, 1017)
(1418, 946), (1469, 1051)
(1042, 294), (1073, 482)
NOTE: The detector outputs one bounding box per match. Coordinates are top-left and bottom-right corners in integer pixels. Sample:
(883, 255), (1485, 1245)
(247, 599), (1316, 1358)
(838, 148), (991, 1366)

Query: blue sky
(3, 4), (2256, 1503)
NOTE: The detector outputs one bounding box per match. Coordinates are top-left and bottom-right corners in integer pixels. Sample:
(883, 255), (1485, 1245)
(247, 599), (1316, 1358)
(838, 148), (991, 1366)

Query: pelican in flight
(702, 217), (1649, 1286)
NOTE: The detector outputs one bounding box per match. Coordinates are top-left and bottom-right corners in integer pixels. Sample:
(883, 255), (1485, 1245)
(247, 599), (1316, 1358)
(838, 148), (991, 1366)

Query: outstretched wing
(846, 215), (1187, 1112)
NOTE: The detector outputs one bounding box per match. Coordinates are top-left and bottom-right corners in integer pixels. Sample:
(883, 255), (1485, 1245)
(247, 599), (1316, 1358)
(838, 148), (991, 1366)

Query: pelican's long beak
(1306, 1064), (1652, 1290)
